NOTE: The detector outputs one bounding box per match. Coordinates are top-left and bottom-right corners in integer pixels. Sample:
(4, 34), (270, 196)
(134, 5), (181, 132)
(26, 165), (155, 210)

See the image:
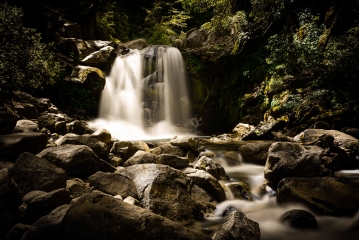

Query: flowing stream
(91, 46), (192, 140)
(191, 142), (359, 240)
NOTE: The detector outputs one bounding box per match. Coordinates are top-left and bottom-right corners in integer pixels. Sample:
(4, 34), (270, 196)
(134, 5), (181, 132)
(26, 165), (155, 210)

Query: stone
(37, 113), (66, 133)
(25, 188), (72, 223)
(277, 177), (359, 215)
(170, 136), (199, 154)
(194, 156), (229, 180)
(66, 120), (94, 135)
(57, 192), (210, 240)
(341, 127), (359, 139)
(241, 119), (287, 140)
(124, 38), (148, 50)
(226, 182), (253, 201)
(232, 123), (255, 139)
(12, 102), (38, 119)
(13, 120), (39, 133)
(123, 196), (142, 207)
(151, 143), (185, 157)
(34, 98), (51, 112)
(37, 145), (115, 179)
(264, 142), (323, 190)
(123, 151), (157, 167)
(0, 133), (47, 161)
(280, 209), (317, 229)
(9, 153), (66, 195)
(183, 168), (226, 202)
(109, 156), (123, 167)
(23, 191), (47, 204)
(88, 171), (137, 199)
(66, 178), (93, 199)
(21, 205), (70, 240)
(191, 185), (217, 220)
(185, 28), (207, 48)
(55, 133), (110, 159)
(156, 154), (190, 169)
(128, 140), (150, 158)
(211, 210), (261, 240)
(239, 142), (274, 165)
(0, 161), (14, 170)
(66, 66), (105, 95)
(110, 141), (132, 159)
(85, 128), (111, 144)
(198, 151), (216, 158)
(116, 164), (194, 224)
(86, 40), (112, 50)
(4, 223), (30, 240)
(81, 46), (115, 71)
(57, 38), (95, 61)
(0, 111), (18, 134)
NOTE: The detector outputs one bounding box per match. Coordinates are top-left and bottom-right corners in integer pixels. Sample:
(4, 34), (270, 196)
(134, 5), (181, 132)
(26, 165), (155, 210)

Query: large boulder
(156, 154), (190, 169)
(57, 38), (95, 61)
(66, 120), (94, 135)
(116, 164), (194, 224)
(151, 143), (186, 157)
(37, 145), (115, 179)
(88, 172), (138, 199)
(66, 66), (105, 95)
(170, 136), (198, 154)
(13, 120), (39, 133)
(123, 151), (158, 167)
(128, 140), (150, 158)
(226, 182), (253, 201)
(264, 142), (323, 190)
(0, 111), (19, 134)
(191, 185), (217, 220)
(124, 38), (148, 50)
(57, 192), (210, 240)
(55, 134), (110, 159)
(81, 46), (116, 72)
(183, 168), (226, 202)
(0, 133), (47, 161)
(66, 178), (93, 199)
(277, 177), (359, 215)
(84, 128), (112, 144)
(9, 153), (66, 195)
(37, 113), (66, 133)
(211, 210), (261, 240)
(239, 141), (274, 165)
(12, 102), (38, 119)
(194, 156), (229, 180)
(110, 141), (132, 159)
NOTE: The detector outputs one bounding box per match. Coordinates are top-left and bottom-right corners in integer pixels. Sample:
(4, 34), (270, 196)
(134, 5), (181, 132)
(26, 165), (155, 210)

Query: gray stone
(37, 113), (66, 133)
(128, 140), (150, 158)
(66, 66), (105, 95)
(109, 156), (123, 167)
(194, 156), (229, 180)
(23, 191), (47, 204)
(170, 136), (198, 153)
(110, 141), (132, 159)
(81, 46), (115, 70)
(13, 102), (38, 119)
(13, 120), (39, 133)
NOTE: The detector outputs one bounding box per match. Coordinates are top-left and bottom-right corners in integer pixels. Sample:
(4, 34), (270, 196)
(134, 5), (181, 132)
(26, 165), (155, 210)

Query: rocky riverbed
(1, 93), (359, 240)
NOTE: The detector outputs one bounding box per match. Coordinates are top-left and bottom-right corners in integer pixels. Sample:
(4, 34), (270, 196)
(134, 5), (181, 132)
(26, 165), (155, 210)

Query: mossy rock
(67, 66), (105, 94)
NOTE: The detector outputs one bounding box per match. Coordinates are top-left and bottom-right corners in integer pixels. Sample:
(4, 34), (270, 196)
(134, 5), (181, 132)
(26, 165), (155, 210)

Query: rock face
(9, 153), (66, 195)
(57, 192), (210, 240)
(88, 172), (138, 199)
(239, 142), (274, 165)
(0, 111), (19, 134)
(264, 142), (323, 190)
(56, 134), (110, 159)
(37, 145), (114, 179)
(13, 120), (39, 133)
(116, 164), (194, 224)
(280, 209), (317, 229)
(194, 156), (229, 180)
(110, 141), (132, 159)
(211, 210), (261, 240)
(277, 177), (359, 215)
(0, 133), (47, 161)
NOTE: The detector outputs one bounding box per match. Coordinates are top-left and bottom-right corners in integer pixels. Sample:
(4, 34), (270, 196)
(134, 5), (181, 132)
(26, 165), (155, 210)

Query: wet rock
(25, 189), (71, 223)
(183, 168), (226, 202)
(157, 154), (190, 169)
(211, 210), (261, 240)
(0, 111), (19, 134)
(151, 143), (186, 157)
(194, 156), (229, 180)
(117, 164), (194, 224)
(110, 141), (132, 159)
(123, 196), (142, 207)
(66, 178), (93, 199)
(198, 151), (216, 158)
(66, 66), (105, 95)
(66, 120), (94, 135)
(264, 142), (323, 190)
(0, 133), (47, 161)
(86, 40), (112, 50)
(277, 177), (359, 215)
(84, 128), (112, 144)
(170, 136), (199, 155)
(37, 145), (115, 179)
(191, 185), (217, 220)
(226, 182), (253, 201)
(21, 204), (70, 240)
(4, 223), (30, 240)
(123, 151), (157, 167)
(239, 142), (274, 165)
(56, 133), (110, 159)
(13, 120), (39, 133)
(9, 153), (66, 195)
(280, 209), (317, 229)
(12, 102), (38, 119)
(57, 192), (210, 240)
(88, 171), (137, 199)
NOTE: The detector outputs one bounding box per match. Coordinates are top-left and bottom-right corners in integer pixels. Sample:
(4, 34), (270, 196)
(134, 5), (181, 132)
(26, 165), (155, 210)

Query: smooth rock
(109, 156), (123, 167)
(13, 120), (39, 133)
(23, 191), (47, 205)
(123, 151), (157, 167)
(170, 136), (198, 154)
(128, 140), (150, 158)
(123, 196), (142, 207)
(280, 209), (317, 229)
(85, 128), (112, 144)
(110, 141), (132, 159)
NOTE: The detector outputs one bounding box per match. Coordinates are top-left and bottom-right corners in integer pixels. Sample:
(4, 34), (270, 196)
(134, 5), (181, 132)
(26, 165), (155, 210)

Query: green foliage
(0, 2), (63, 96)
(185, 52), (204, 77)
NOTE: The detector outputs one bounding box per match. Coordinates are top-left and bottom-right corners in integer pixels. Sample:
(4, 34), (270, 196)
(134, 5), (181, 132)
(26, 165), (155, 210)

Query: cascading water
(91, 46), (191, 140)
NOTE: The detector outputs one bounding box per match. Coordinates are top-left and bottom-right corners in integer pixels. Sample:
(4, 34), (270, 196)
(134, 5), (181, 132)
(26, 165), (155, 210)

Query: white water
(91, 47), (192, 140)
(194, 144), (359, 240)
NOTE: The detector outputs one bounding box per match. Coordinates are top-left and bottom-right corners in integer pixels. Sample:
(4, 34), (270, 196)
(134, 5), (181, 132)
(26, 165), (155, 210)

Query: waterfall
(91, 46), (191, 140)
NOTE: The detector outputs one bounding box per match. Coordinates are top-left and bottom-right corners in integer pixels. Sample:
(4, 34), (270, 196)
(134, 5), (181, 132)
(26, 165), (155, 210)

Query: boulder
(183, 168), (226, 202)
(86, 40), (112, 50)
(128, 140), (150, 158)
(226, 182), (253, 201)
(0, 161), (14, 170)
(280, 209), (317, 229)
(88, 171), (137, 199)
(170, 136), (198, 154)
(66, 178), (93, 199)
(81, 46), (115, 71)
(57, 192), (210, 240)
(37, 113), (66, 133)
(123, 151), (157, 167)
(185, 28), (207, 49)
(21, 204), (70, 240)
(37, 145), (115, 179)
(110, 141), (132, 159)
(0, 111), (18, 134)
(198, 151), (216, 158)
(9, 153), (66, 195)
(239, 142), (274, 165)
(66, 66), (105, 95)
(124, 38), (148, 50)
(241, 119), (287, 140)
(156, 154), (190, 169)
(23, 191), (47, 204)
(194, 156), (229, 180)
(211, 210), (261, 240)
(12, 102), (38, 119)
(84, 128), (111, 144)
(0, 133), (47, 161)
(232, 123), (255, 139)
(55, 133), (110, 159)
(116, 164), (194, 224)
(123, 196), (142, 207)
(4, 223), (30, 240)
(57, 38), (95, 61)
(341, 127), (359, 139)
(34, 98), (51, 112)
(13, 120), (39, 133)
(264, 142), (323, 190)
(151, 143), (185, 157)
(277, 177), (359, 215)
(109, 156), (123, 167)
(191, 185), (217, 220)
(66, 120), (94, 135)
(25, 188), (72, 223)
